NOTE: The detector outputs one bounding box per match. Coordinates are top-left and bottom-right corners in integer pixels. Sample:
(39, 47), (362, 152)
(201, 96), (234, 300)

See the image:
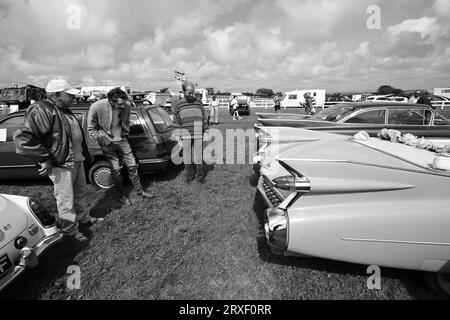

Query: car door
(127, 111), (157, 166)
(0, 112), (40, 180)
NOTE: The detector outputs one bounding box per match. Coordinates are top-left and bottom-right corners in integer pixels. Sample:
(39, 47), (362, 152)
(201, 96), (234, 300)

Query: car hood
(258, 118), (338, 128)
(259, 126), (349, 144)
(256, 113), (309, 120)
(0, 195), (28, 249)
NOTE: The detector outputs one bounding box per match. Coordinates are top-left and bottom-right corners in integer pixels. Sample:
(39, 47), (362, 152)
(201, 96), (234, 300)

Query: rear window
(147, 106), (173, 133)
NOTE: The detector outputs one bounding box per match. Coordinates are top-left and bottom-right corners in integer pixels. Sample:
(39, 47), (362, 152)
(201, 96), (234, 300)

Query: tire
(424, 272), (450, 297)
(88, 161), (115, 190)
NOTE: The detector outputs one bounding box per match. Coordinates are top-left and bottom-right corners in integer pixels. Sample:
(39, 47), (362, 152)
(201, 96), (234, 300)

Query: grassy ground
(0, 108), (444, 300)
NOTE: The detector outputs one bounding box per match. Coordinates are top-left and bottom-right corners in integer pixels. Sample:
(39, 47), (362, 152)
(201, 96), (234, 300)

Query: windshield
(434, 110), (450, 125)
(308, 105), (358, 122)
(147, 106), (173, 133)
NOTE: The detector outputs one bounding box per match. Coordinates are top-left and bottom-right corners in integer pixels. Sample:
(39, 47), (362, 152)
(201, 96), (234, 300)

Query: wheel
(424, 272), (450, 297)
(88, 161), (115, 190)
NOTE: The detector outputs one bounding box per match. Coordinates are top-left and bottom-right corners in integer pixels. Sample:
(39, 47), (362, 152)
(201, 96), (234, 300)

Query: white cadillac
(256, 129), (450, 295)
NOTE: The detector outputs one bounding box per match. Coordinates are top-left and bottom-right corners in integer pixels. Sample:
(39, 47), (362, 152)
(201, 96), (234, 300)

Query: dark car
(0, 85), (46, 113)
(254, 102), (450, 150)
(255, 102), (450, 136)
(0, 102), (175, 189)
(228, 96), (251, 116)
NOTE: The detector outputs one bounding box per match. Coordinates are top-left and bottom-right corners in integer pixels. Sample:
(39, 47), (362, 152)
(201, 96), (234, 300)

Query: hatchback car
(0, 102), (175, 189)
(0, 193), (62, 292)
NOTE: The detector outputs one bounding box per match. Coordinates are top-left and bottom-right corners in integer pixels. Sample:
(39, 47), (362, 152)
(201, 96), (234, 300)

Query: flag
(174, 70), (186, 81)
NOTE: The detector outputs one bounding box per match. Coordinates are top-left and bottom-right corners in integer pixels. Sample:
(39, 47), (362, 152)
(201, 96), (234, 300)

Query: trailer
(280, 89), (326, 109)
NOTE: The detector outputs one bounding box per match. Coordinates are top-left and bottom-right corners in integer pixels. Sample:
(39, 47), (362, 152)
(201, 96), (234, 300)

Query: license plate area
(0, 254), (14, 278)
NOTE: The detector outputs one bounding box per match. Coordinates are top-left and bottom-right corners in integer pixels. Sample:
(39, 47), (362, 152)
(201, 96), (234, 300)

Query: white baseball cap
(46, 79), (80, 95)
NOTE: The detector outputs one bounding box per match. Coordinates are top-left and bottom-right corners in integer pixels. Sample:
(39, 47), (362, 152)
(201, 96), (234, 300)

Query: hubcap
(94, 167), (115, 189)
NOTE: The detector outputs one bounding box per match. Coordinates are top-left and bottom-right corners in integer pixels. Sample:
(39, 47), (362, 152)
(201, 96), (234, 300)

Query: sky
(0, 0), (449, 93)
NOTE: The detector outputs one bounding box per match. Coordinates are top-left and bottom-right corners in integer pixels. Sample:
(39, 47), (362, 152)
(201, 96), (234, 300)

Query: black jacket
(14, 99), (91, 166)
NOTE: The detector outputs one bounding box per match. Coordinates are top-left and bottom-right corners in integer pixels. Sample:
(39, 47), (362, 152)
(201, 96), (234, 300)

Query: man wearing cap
(172, 81), (209, 183)
(87, 87), (154, 205)
(14, 79), (96, 245)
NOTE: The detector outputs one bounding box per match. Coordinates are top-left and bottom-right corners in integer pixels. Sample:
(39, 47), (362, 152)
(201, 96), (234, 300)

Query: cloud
(0, 0), (448, 92)
(433, 0), (450, 17)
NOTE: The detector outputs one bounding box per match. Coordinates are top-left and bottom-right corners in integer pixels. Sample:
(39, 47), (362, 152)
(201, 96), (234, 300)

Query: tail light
(273, 176), (311, 192)
(274, 160), (311, 193)
(27, 198), (55, 227)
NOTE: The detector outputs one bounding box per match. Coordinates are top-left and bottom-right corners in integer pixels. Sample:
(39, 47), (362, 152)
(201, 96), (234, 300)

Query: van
(280, 89), (326, 109)
(433, 88), (450, 100)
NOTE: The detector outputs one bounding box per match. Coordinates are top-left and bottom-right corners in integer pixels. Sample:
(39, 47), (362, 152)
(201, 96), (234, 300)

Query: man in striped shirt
(173, 81), (209, 183)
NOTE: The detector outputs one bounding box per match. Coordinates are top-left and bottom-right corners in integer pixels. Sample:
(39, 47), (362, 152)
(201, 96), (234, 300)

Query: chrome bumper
(257, 176), (284, 208)
(0, 232), (63, 293)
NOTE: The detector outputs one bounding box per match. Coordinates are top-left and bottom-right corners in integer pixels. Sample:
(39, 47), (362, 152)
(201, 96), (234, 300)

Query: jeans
(48, 162), (90, 235)
(100, 138), (143, 194)
(211, 106), (220, 123)
(183, 138), (206, 181)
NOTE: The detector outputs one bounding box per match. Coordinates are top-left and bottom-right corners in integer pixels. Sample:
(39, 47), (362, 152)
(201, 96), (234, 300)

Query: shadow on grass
(252, 191), (441, 300)
(0, 178), (52, 187)
(89, 188), (123, 219)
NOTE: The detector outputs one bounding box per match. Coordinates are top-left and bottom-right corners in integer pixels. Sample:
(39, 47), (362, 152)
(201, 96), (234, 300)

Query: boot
(113, 172), (132, 206)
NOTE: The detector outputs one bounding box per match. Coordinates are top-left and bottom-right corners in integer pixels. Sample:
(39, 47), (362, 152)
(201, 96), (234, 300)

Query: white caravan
(433, 88), (450, 100)
(280, 89), (326, 108)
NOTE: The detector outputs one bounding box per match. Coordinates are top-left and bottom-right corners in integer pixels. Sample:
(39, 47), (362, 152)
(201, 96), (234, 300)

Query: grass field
(0, 108), (444, 300)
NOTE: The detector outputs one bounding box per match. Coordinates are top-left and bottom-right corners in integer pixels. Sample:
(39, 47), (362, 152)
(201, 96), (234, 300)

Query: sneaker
(79, 217), (102, 228)
(139, 191), (155, 199)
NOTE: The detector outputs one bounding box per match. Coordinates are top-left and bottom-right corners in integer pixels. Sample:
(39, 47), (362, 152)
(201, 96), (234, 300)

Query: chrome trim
(278, 192), (302, 211)
(0, 232), (62, 293)
(342, 237), (450, 247)
(279, 157), (450, 177)
(0, 165), (36, 169)
(138, 156), (171, 165)
(265, 207), (288, 252)
(261, 176), (285, 207)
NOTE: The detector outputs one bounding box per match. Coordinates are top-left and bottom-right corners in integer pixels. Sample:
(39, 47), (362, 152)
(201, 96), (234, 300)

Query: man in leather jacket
(14, 79), (96, 245)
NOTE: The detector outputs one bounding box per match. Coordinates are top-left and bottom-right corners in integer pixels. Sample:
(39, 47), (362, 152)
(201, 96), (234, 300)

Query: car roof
(330, 102), (434, 109)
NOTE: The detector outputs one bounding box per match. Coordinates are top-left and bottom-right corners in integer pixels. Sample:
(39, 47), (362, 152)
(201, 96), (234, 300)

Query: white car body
(0, 194), (62, 292)
(256, 129), (450, 276)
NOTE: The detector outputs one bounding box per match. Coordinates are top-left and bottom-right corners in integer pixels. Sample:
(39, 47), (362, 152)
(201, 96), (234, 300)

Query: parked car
(431, 95), (450, 119)
(228, 93), (251, 116)
(0, 85), (46, 112)
(0, 193), (62, 292)
(144, 92), (173, 114)
(0, 102), (175, 189)
(255, 103), (450, 142)
(256, 129), (450, 295)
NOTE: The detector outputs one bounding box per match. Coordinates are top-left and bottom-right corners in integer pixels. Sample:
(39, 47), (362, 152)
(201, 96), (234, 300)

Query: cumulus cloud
(0, 0), (448, 92)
